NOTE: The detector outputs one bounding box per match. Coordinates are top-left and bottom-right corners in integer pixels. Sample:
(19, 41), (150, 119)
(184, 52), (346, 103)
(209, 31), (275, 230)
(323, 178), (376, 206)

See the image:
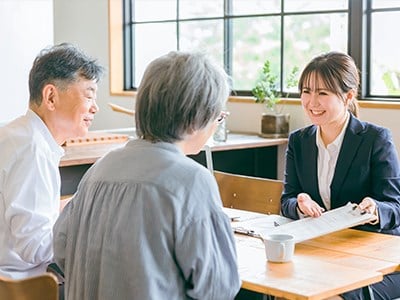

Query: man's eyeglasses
(216, 111), (229, 124)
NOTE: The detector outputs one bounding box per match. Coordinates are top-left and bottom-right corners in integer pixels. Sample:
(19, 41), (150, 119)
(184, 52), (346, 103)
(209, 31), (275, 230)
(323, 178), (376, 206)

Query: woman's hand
(358, 197), (377, 214)
(358, 197), (379, 224)
(297, 193), (325, 217)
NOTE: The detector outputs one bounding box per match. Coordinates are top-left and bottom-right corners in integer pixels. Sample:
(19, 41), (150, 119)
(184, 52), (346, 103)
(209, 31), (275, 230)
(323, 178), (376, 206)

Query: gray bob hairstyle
(135, 51), (230, 143)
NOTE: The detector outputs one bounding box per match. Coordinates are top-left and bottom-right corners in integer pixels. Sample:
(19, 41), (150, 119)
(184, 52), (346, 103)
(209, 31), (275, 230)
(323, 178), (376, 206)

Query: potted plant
(252, 60), (299, 138)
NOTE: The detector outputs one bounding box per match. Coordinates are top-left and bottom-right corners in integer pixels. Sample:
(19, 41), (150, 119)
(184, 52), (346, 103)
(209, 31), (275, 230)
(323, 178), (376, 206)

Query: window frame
(110, 0), (400, 103)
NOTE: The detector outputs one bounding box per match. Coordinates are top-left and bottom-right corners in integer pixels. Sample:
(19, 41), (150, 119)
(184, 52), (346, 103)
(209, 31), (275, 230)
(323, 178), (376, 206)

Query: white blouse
(316, 112), (350, 210)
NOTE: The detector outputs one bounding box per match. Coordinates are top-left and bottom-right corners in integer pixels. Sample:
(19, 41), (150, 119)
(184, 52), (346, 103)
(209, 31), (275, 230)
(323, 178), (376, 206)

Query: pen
(233, 227), (264, 242)
(352, 203), (367, 215)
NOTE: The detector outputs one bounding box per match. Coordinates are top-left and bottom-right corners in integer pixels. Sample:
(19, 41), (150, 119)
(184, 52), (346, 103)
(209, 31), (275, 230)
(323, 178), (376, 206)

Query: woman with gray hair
(53, 51), (241, 300)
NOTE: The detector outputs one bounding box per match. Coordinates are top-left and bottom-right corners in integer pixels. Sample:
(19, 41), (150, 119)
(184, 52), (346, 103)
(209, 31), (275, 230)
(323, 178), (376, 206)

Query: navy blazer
(281, 113), (400, 235)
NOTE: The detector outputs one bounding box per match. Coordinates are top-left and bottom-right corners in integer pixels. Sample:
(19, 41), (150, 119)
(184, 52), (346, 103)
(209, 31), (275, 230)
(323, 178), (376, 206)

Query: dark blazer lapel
(301, 126), (320, 201)
(330, 114), (364, 204)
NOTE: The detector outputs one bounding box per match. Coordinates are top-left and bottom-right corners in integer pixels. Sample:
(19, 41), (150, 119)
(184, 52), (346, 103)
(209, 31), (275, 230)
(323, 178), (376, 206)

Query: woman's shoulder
(350, 116), (392, 138)
(288, 124), (316, 140)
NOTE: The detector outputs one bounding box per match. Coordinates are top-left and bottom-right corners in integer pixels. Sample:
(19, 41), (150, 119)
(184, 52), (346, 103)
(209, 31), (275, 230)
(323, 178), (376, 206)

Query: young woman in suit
(280, 51), (400, 300)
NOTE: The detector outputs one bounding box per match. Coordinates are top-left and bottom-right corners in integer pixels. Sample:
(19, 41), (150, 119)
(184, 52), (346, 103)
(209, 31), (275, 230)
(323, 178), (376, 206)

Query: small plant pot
(260, 113), (290, 138)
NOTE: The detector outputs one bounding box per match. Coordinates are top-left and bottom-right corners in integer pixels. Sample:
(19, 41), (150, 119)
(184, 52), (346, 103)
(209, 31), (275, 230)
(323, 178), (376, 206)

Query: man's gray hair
(29, 43), (104, 106)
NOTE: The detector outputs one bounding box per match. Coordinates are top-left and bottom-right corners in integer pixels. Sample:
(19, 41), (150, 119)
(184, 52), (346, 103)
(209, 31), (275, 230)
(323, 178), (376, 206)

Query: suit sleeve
(281, 132), (302, 220)
(369, 128), (400, 231)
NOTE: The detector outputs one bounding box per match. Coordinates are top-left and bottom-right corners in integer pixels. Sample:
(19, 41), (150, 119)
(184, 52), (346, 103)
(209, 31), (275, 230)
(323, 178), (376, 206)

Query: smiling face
(56, 78), (99, 139)
(39, 78), (99, 144)
(300, 72), (350, 130)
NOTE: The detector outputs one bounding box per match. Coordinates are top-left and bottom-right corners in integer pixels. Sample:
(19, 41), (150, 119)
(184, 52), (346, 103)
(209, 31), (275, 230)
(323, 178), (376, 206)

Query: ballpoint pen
(233, 227), (263, 241)
(351, 203), (367, 215)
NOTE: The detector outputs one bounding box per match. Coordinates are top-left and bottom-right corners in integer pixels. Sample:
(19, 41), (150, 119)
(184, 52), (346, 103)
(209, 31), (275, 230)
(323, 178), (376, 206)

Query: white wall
(53, 0), (400, 155)
(53, 0), (134, 131)
(0, 0), (53, 124)
(226, 101), (400, 157)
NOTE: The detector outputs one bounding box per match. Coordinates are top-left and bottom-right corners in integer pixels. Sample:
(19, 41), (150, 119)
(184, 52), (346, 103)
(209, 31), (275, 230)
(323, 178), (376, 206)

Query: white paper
(261, 202), (376, 242)
(223, 207), (293, 239)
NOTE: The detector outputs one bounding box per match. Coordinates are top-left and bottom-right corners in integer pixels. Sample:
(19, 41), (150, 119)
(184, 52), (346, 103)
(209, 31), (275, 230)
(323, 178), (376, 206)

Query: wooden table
(60, 142), (126, 167)
(226, 208), (400, 300)
(59, 133), (288, 195)
(60, 132), (287, 167)
(302, 229), (400, 273)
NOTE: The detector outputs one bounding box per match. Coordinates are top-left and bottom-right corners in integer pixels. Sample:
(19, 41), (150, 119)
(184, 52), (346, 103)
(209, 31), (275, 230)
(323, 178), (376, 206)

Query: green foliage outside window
(252, 60), (299, 113)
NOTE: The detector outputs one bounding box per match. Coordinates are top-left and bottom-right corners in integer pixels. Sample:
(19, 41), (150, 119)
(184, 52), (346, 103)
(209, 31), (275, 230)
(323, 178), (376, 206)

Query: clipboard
(262, 202), (377, 242)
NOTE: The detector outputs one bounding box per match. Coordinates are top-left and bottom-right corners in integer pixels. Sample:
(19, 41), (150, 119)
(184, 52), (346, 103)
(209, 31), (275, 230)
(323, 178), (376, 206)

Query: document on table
(262, 202), (376, 243)
(223, 207), (270, 222)
(223, 207), (293, 238)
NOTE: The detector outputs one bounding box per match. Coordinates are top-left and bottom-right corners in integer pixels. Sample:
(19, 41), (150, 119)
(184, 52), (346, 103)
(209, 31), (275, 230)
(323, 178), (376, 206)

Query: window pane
(372, 0), (400, 9)
(179, 20), (224, 65)
(284, 13), (347, 85)
(134, 0), (176, 22)
(370, 11), (400, 96)
(179, 0), (223, 18)
(232, 0), (280, 15)
(126, 0), (400, 100)
(134, 23), (177, 87)
(285, 0), (348, 12)
(232, 16), (280, 91)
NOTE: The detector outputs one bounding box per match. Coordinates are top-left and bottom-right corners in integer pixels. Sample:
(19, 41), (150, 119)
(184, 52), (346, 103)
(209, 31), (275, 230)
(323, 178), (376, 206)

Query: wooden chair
(214, 171), (283, 215)
(0, 273), (59, 300)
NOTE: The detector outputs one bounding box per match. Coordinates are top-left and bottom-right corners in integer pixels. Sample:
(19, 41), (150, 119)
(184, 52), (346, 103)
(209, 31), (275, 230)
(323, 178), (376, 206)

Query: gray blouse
(54, 139), (241, 300)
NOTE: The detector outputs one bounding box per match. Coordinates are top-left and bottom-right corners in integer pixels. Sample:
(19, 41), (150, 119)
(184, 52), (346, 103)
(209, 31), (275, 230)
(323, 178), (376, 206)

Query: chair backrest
(0, 273), (58, 300)
(214, 171), (283, 215)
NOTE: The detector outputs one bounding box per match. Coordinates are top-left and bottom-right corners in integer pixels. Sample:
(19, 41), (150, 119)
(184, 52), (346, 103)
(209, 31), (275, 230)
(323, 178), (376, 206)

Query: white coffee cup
(263, 233), (295, 263)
